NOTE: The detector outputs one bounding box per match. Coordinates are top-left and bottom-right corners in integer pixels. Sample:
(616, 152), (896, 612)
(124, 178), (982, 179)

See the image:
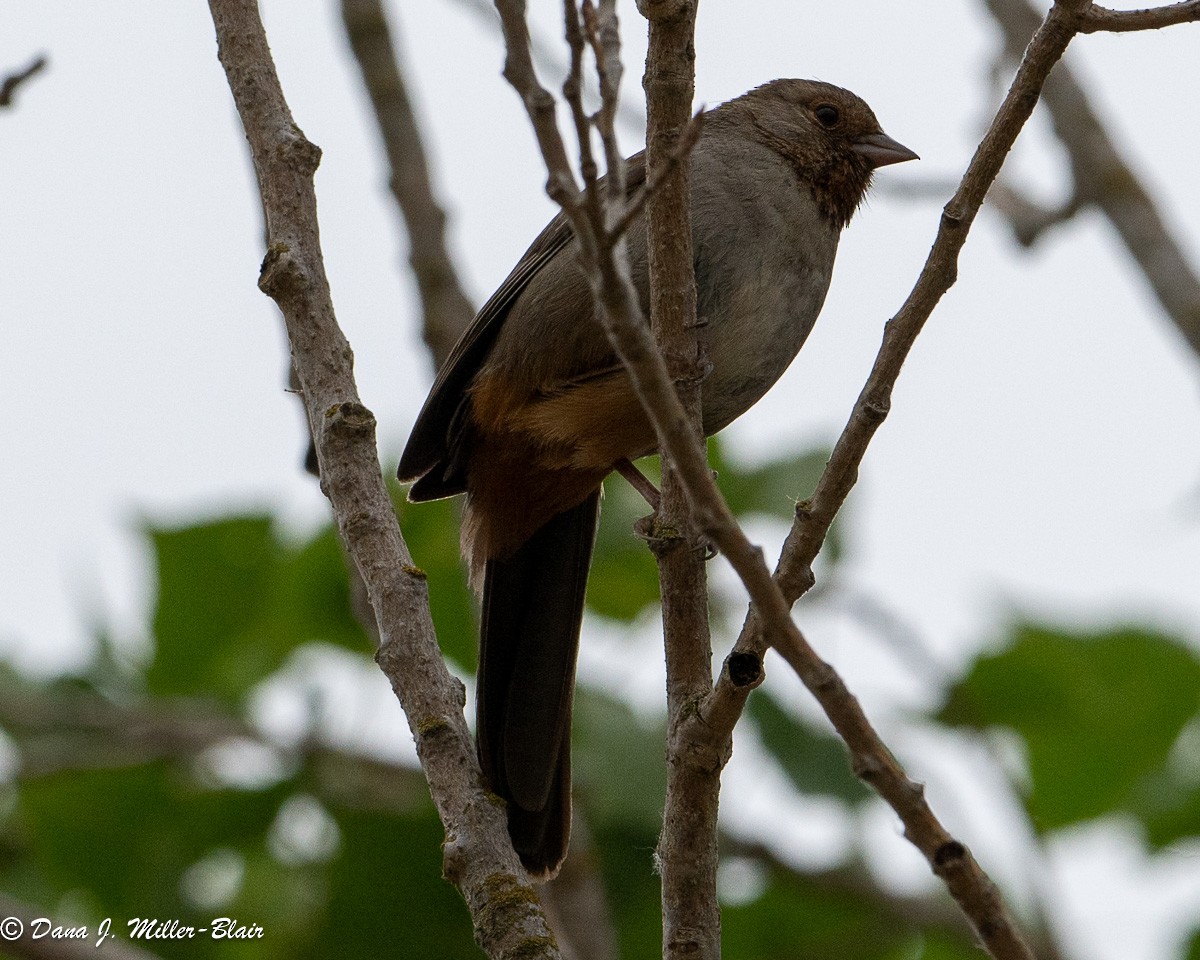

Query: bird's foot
(616, 458), (660, 510)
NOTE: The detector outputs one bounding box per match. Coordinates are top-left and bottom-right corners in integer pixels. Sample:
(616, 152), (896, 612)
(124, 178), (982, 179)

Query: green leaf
(573, 687), (667, 833)
(147, 516), (369, 701)
(722, 879), (885, 960)
(592, 819), (663, 960)
(707, 440), (826, 522)
(223, 850), (327, 960)
(1121, 720), (1200, 849)
(938, 623), (1200, 831)
(149, 516), (280, 699)
(721, 864), (978, 960)
(281, 526), (371, 652)
(1185, 926), (1200, 960)
(588, 474), (662, 622)
(393, 490), (477, 672)
(709, 439), (844, 565)
(884, 934), (994, 960)
(303, 806), (477, 960)
(748, 688), (869, 806)
(17, 763), (287, 925)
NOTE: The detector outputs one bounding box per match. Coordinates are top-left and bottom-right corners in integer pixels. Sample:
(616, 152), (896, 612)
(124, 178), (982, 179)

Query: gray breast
(686, 137), (841, 436)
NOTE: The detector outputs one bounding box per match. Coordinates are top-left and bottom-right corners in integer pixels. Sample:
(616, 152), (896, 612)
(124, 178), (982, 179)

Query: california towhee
(399, 79), (916, 877)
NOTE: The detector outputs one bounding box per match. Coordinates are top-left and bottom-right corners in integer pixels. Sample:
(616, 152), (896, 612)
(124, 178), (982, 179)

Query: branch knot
(324, 400), (377, 436)
(726, 651), (763, 688)
(277, 126), (322, 175)
(258, 242), (309, 298)
(635, 0), (692, 21)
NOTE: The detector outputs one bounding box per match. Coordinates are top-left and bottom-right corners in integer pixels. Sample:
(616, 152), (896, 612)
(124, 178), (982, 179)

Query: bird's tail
(476, 489), (601, 878)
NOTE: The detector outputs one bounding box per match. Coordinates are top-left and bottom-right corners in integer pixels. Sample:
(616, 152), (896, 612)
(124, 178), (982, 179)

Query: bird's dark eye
(814, 104), (840, 128)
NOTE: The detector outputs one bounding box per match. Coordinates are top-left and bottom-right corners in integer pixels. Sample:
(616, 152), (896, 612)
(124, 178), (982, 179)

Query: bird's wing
(398, 153), (647, 501)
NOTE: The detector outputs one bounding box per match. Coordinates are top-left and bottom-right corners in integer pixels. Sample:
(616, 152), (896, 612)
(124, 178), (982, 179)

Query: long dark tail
(477, 490), (600, 878)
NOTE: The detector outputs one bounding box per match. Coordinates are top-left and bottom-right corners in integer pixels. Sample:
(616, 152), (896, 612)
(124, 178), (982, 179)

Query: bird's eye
(814, 104), (840, 128)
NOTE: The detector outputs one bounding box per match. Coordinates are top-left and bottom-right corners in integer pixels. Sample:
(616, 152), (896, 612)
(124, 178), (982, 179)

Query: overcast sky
(4, 3), (1200, 958)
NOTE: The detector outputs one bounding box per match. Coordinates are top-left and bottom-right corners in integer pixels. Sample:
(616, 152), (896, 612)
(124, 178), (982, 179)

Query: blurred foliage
(392, 494), (477, 671)
(148, 517), (369, 700)
(747, 690), (869, 807)
(1, 438), (1198, 958)
(939, 623), (1200, 835)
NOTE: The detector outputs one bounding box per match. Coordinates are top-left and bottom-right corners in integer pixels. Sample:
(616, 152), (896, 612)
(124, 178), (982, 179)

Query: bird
(398, 79), (916, 878)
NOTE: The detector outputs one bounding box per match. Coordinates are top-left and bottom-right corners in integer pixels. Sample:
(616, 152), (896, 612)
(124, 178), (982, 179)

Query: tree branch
(632, 2), (725, 958)
(340, 0), (475, 368)
(985, 0), (1200, 358)
(448, 0), (648, 133)
(1080, 0), (1200, 32)
(0, 55), (47, 108)
(204, 2), (561, 956)
(0, 676), (431, 813)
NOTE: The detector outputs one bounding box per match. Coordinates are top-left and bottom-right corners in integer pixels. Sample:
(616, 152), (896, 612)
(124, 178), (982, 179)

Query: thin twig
(631, 2), (724, 957)
(340, 0), (476, 368)
(447, 0), (647, 132)
(0, 54), (47, 108)
(615, 457), (661, 509)
(205, 2), (561, 956)
(607, 108), (703, 242)
(1080, 0), (1200, 31)
(987, 181), (1084, 247)
(986, 0), (1200, 358)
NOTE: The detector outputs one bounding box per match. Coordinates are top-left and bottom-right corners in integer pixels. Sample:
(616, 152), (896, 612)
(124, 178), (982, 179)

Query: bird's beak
(852, 131), (919, 168)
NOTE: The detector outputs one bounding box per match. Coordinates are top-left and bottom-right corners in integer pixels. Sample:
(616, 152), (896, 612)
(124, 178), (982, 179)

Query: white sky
(3, 2), (1200, 957)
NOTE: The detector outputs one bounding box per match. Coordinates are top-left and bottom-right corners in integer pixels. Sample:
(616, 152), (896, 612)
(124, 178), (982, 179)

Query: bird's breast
(695, 222), (838, 436)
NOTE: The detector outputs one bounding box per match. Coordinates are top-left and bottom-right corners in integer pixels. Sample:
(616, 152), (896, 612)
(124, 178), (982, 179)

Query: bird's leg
(618, 458), (719, 562)
(618, 458), (668, 548)
(615, 458), (660, 510)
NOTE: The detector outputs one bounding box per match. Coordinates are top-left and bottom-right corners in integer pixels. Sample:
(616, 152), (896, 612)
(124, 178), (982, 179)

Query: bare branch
(492, 2), (581, 211)
(987, 181), (1084, 247)
(448, 0), (647, 133)
(0, 682), (249, 779)
(340, 0), (475, 368)
(631, 2), (726, 957)
(1080, 0), (1200, 32)
(607, 109), (703, 244)
(879, 173), (1085, 248)
(0, 54), (47, 108)
(0, 676), (433, 813)
(205, 1), (560, 955)
(986, 0), (1200, 358)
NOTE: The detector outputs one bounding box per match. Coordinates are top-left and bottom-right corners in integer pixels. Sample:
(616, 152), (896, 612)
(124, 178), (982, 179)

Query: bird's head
(722, 78), (918, 228)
